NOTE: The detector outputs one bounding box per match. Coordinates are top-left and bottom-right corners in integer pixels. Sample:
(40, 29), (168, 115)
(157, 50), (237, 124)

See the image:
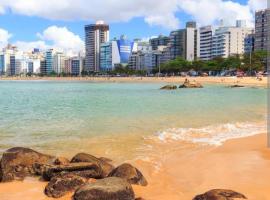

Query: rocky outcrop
(42, 162), (102, 181)
(73, 177), (135, 200)
(0, 147), (55, 182)
(45, 173), (87, 198)
(179, 79), (203, 88)
(71, 153), (114, 178)
(193, 189), (247, 200)
(54, 157), (70, 165)
(160, 85), (177, 90)
(108, 163), (147, 186)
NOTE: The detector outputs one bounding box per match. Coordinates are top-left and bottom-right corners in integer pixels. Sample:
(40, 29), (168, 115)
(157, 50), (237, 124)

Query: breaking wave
(153, 122), (266, 146)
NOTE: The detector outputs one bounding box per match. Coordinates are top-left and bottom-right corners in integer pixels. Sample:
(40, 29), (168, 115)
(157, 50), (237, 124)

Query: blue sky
(0, 0), (267, 53)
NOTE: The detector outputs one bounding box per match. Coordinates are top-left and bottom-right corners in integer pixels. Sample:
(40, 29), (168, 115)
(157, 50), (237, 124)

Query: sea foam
(154, 122), (266, 146)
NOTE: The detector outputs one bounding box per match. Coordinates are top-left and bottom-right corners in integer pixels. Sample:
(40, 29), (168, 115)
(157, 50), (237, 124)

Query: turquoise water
(0, 81), (267, 158)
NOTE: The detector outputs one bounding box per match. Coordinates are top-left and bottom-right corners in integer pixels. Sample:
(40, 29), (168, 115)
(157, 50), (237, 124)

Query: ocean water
(0, 81), (267, 160)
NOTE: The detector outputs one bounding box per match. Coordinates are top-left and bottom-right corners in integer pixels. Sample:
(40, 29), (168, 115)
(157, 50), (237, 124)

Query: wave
(152, 122), (266, 146)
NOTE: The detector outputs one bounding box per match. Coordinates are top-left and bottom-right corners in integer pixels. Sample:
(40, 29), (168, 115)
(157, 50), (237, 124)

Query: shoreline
(0, 133), (269, 200)
(0, 76), (267, 87)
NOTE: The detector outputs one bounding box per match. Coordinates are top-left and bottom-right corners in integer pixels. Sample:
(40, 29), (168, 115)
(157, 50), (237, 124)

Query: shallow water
(0, 81), (267, 161)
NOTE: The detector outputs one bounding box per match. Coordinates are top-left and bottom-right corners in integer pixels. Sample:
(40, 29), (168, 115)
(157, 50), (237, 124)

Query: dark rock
(71, 153), (114, 177)
(45, 173), (87, 198)
(230, 85), (245, 88)
(108, 163), (147, 186)
(160, 85), (177, 90)
(54, 157), (70, 165)
(193, 189), (247, 200)
(0, 147), (55, 182)
(179, 79), (203, 88)
(42, 162), (102, 181)
(73, 177), (135, 200)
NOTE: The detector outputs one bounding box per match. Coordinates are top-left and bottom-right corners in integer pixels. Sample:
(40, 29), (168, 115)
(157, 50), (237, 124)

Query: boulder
(179, 79), (203, 88)
(108, 163), (147, 186)
(73, 177), (135, 200)
(160, 85), (177, 90)
(193, 189), (247, 200)
(42, 162), (102, 181)
(45, 173), (87, 198)
(54, 157), (70, 165)
(71, 153), (114, 178)
(0, 147), (55, 182)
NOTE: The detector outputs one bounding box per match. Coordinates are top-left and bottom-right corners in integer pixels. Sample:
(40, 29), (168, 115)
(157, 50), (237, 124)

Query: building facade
(255, 9), (270, 51)
(199, 26), (214, 61)
(53, 52), (65, 74)
(100, 36), (134, 71)
(45, 49), (53, 74)
(85, 21), (109, 72)
(212, 25), (253, 58)
(150, 35), (170, 50)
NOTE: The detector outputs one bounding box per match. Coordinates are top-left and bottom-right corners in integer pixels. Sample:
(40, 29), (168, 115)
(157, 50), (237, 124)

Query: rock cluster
(160, 79), (203, 90)
(179, 79), (203, 88)
(0, 147), (147, 200)
(0, 148), (247, 199)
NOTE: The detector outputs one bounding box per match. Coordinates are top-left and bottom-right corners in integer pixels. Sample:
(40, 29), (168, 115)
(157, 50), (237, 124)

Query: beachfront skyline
(0, 0), (267, 53)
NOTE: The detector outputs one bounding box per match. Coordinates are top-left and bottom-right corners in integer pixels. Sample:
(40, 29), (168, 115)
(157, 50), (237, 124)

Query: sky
(0, 0), (268, 54)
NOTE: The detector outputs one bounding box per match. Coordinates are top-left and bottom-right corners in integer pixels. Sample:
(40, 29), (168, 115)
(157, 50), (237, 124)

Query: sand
(0, 134), (269, 200)
(0, 76), (267, 87)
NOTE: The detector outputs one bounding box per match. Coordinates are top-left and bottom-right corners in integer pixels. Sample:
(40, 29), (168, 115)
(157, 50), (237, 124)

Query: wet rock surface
(193, 189), (247, 200)
(71, 153), (115, 178)
(0, 147), (55, 182)
(42, 162), (102, 181)
(73, 177), (135, 200)
(45, 173), (87, 198)
(109, 163), (148, 186)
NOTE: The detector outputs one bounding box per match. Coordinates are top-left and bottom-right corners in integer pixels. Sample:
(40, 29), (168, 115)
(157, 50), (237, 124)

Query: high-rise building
(150, 35), (170, 50)
(199, 26), (214, 61)
(85, 21), (109, 72)
(169, 22), (198, 61)
(255, 9), (270, 51)
(45, 49), (53, 74)
(71, 58), (82, 76)
(10, 55), (16, 76)
(212, 22), (253, 58)
(40, 60), (47, 75)
(169, 29), (186, 60)
(53, 52), (65, 74)
(100, 36), (134, 71)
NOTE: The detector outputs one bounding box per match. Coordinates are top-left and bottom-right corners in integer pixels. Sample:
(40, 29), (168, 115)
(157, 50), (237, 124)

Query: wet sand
(0, 76), (267, 87)
(0, 134), (269, 200)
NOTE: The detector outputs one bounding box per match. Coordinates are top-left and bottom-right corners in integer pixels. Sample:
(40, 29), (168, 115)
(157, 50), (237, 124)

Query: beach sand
(0, 134), (269, 200)
(0, 76), (267, 87)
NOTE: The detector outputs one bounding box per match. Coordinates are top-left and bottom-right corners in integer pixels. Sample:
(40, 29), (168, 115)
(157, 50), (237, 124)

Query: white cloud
(12, 26), (83, 55)
(37, 26), (84, 54)
(0, 28), (11, 48)
(0, 0), (267, 29)
(177, 0), (256, 27)
(248, 0), (268, 12)
(0, 0), (181, 29)
(14, 40), (48, 52)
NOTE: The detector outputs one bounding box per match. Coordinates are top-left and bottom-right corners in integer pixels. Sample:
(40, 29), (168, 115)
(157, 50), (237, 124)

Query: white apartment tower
(212, 21), (253, 58)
